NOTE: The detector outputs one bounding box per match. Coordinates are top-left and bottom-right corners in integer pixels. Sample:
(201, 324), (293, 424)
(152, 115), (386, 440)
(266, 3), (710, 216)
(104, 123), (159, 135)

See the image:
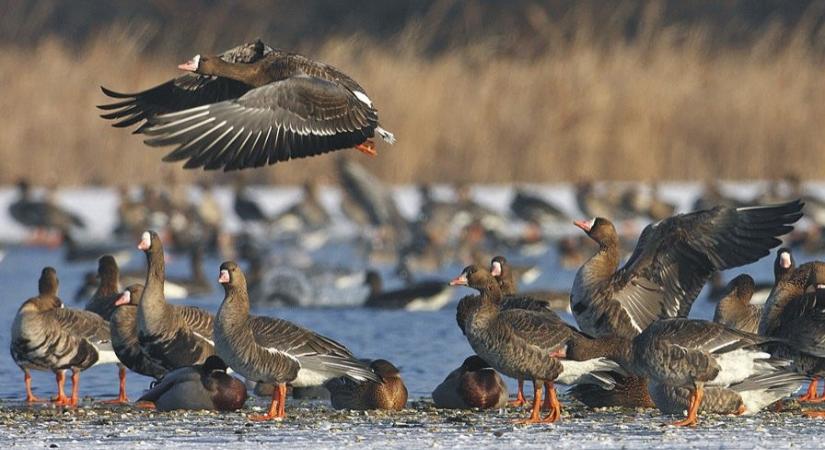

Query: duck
(100, 39), (395, 170)
(325, 359), (408, 411)
(432, 355), (509, 409)
(450, 265), (621, 424)
(627, 318), (798, 426)
(136, 355), (247, 412)
(713, 274), (762, 333)
(110, 284), (169, 386)
(214, 261), (379, 420)
(647, 372), (807, 417)
(760, 259), (825, 408)
(363, 271), (451, 311)
(571, 200), (803, 340)
(136, 230), (216, 371)
(10, 267), (119, 406)
(568, 372), (655, 409)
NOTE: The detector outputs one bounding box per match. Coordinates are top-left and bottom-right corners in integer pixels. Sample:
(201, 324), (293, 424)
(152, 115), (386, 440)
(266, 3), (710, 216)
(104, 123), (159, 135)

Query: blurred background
(2, 0), (825, 184)
(2, 0), (825, 405)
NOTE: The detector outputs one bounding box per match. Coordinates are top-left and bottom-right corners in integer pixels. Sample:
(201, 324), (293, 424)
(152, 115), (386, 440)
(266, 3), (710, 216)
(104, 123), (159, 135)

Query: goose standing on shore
(99, 39), (395, 171)
(136, 231), (215, 371)
(214, 261), (379, 420)
(11, 268), (118, 406)
(110, 284), (168, 386)
(571, 201), (803, 340)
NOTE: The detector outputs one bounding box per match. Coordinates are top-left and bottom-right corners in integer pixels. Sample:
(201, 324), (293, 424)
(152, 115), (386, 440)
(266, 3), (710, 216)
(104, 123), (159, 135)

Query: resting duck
(648, 372), (806, 417)
(450, 265), (621, 424)
(100, 39), (395, 170)
(10, 267), (119, 406)
(569, 372), (654, 409)
(432, 355), (509, 409)
(712, 274), (762, 334)
(136, 231), (215, 371)
(214, 261), (379, 420)
(363, 271), (451, 311)
(110, 284), (168, 385)
(760, 260), (825, 407)
(627, 318), (796, 426)
(571, 200), (803, 339)
(136, 355), (247, 412)
(326, 359), (408, 411)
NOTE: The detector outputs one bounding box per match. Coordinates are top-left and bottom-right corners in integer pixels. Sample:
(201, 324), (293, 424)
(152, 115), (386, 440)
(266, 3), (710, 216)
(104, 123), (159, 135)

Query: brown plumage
(99, 40), (394, 171)
(11, 267), (118, 406)
(326, 359), (408, 411)
(713, 274), (761, 333)
(571, 201), (803, 339)
(432, 355), (509, 409)
(110, 284), (168, 380)
(136, 231), (215, 372)
(569, 372), (654, 409)
(214, 261), (379, 420)
(137, 355), (247, 412)
(84, 255), (120, 321)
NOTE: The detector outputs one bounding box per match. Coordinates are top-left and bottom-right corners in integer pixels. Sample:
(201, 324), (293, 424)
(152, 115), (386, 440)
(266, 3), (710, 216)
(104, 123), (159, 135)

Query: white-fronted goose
(110, 284), (168, 385)
(9, 180), (85, 233)
(136, 231), (215, 371)
(713, 274), (762, 334)
(707, 272), (772, 304)
(326, 359), (408, 411)
(363, 271), (451, 311)
(450, 265), (621, 424)
(648, 372), (806, 416)
(491, 256), (570, 313)
(136, 355), (247, 411)
(628, 318), (794, 426)
(571, 200), (803, 339)
(100, 40), (395, 171)
(214, 261), (379, 420)
(510, 189), (568, 224)
(11, 267), (119, 406)
(432, 355), (509, 410)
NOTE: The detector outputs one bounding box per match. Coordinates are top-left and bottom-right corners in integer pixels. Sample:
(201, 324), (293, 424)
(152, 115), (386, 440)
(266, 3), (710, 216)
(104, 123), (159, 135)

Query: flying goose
(99, 40), (395, 171)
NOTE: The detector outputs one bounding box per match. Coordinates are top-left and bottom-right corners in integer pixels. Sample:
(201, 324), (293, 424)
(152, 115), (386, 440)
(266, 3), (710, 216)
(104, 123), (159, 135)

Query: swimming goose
(363, 271), (451, 311)
(214, 261), (379, 420)
(137, 355), (247, 412)
(11, 267), (119, 406)
(628, 318), (793, 426)
(713, 274), (762, 334)
(432, 355), (509, 409)
(110, 284), (168, 384)
(450, 265), (621, 424)
(100, 40), (395, 170)
(571, 200), (803, 339)
(136, 231), (216, 371)
(326, 359), (408, 411)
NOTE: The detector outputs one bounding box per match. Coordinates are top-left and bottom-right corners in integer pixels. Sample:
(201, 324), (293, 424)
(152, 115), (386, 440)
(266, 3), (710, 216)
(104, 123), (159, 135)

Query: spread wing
(611, 200), (803, 332)
(98, 40), (272, 133)
(141, 76), (377, 170)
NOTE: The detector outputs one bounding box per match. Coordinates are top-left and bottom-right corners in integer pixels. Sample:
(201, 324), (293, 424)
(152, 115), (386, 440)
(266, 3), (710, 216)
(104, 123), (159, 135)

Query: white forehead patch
(780, 252), (791, 269)
(353, 91), (373, 107)
(193, 54), (201, 68)
(587, 218), (596, 229)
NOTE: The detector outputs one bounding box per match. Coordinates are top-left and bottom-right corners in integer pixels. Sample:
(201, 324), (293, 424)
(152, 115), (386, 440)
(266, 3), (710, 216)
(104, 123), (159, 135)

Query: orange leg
(249, 382), (286, 421)
(68, 370), (80, 407)
(542, 383), (562, 423)
(672, 385), (703, 427)
(800, 378), (819, 402)
(101, 366), (129, 404)
(355, 139), (377, 156)
(509, 379), (527, 407)
(135, 401), (156, 409)
(23, 369), (44, 403)
(52, 371), (70, 406)
(513, 380), (543, 424)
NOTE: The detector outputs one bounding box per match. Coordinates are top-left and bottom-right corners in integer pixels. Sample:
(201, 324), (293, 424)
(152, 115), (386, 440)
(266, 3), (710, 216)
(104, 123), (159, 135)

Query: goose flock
(8, 39), (825, 431)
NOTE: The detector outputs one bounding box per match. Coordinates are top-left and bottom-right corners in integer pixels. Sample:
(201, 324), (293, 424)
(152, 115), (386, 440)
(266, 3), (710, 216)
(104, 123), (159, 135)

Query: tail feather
(376, 127), (396, 144)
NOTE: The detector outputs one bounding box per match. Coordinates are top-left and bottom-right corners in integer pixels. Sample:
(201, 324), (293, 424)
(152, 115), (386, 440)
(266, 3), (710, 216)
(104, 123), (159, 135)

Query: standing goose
(450, 265), (621, 424)
(432, 355), (509, 410)
(214, 261), (379, 421)
(136, 355), (247, 412)
(713, 274), (762, 334)
(628, 318), (795, 426)
(110, 284), (168, 386)
(11, 267), (119, 406)
(325, 359), (408, 411)
(99, 40), (395, 171)
(136, 231), (215, 371)
(571, 200), (803, 339)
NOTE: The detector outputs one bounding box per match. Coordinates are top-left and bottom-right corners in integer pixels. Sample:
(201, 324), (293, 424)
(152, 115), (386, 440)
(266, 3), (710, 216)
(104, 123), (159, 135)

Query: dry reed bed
(2, 26), (825, 185)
